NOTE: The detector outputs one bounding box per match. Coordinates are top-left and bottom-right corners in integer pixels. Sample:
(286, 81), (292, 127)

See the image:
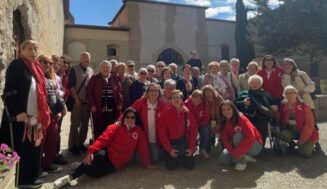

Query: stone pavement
(40, 113), (327, 189)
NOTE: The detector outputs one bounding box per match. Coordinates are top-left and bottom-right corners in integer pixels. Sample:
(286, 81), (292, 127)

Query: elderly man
(191, 67), (203, 90)
(87, 61), (123, 140)
(230, 58), (245, 78)
(126, 60), (138, 80)
(68, 52), (94, 155)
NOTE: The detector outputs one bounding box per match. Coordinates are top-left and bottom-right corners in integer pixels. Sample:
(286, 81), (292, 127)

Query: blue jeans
(219, 133), (262, 165)
(199, 126), (210, 151)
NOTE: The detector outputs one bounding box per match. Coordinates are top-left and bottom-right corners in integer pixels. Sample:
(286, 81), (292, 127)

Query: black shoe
(43, 164), (63, 173)
(68, 147), (81, 156)
(315, 143), (326, 156)
(53, 155), (68, 165)
(19, 179), (43, 189)
(77, 145), (87, 152)
(288, 141), (296, 151)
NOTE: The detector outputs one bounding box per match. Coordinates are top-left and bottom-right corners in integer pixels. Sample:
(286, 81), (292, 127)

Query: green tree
(235, 0), (255, 69)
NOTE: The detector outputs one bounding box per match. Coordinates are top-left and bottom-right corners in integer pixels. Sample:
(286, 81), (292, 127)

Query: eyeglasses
(147, 70), (155, 73)
(125, 116), (135, 120)
(41, 61), (53, 65)
(128, 65), (135, 68)
(64, 61), (70, 65)
(139, 72), (147, 75)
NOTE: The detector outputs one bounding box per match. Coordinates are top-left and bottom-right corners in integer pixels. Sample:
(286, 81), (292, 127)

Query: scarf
(22, 57), (50, 146)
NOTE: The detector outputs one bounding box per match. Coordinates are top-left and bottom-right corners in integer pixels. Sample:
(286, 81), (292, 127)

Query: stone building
(64, 0), (236, 71)
(0, 0), (65, 117)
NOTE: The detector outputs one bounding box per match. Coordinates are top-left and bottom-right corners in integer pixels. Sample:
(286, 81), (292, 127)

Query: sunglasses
(125, 115), (135, 120)
(41, 61), (53, 65)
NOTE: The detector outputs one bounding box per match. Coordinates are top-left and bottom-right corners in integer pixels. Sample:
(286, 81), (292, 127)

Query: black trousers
(72, 150), (116, 179)
(249, 112), (269, 146)
(163, 151), (194, 171)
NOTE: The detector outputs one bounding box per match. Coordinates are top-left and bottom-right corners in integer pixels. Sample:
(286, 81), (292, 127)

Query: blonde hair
(191, 89), (202, 98)
(115, 62), (126, 71)
(143, 83), (162, 98)
(38, 54), (56, 81)
(208, 61), (219, 70)
(20, 39), (38, 51)
(247, 61), (259, 70)
(171, 89), (183, 99)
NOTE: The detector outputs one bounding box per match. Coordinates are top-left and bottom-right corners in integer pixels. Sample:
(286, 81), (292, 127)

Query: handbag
(66, 76), (88, 112)
(170, 112), (188, 156)
(252, 97), (276, 119)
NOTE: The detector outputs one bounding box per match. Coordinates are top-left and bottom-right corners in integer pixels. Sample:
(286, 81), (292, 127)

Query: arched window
(221, 45), (230, 60)
(13, 9), (25, 59)
(157, 48), (184, 65)
(107, 44), (119, 59)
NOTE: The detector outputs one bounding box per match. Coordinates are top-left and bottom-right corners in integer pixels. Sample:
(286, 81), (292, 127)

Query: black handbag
(66, 76), (87, 112)
(170, 112), (188, 156)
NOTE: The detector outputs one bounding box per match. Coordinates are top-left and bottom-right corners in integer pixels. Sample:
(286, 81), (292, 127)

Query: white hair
(248, 75), (263, 86)
(230, 58), (240, 63)
(100, 60), (112, 69)
(80, 51), (91, 58)
(283, 85), (299, 97)
(164, 79), (176, 88)
(169, 63), (177, 68)
(138, 67), (148, 74)
(146, 64), (155, 70)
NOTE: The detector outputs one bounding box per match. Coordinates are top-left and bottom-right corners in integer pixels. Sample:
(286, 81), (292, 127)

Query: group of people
(0, 39), (322, 189)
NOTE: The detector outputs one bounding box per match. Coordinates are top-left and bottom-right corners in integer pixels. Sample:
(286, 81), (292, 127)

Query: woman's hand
(170, 149), (178, 158)
(243, 98), (251, 106)
(83, 153), (93, 165)
(270, 105), (279, 112)
(16, 113), (29, 123)
(185, 149), (193, 157)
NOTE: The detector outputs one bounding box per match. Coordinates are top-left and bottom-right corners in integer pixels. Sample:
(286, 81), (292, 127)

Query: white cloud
(184, 0), (211, 7)
(152, 0), (171, 2)
(205, 6), (234, 18)
(247, 10), (256, 19)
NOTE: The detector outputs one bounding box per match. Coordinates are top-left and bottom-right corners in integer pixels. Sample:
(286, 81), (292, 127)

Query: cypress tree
(235, 0), (255, 68)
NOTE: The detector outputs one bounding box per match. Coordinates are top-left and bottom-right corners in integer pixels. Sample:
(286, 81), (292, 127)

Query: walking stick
(1, 90), (20, 188)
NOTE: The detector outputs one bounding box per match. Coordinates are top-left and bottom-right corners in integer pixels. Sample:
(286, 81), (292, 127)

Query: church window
(221, 45), (230, 60)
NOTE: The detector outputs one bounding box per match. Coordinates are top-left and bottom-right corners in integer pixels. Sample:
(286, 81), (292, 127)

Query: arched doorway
(157, 48), (184, 65)
(13, 9), (25, 59)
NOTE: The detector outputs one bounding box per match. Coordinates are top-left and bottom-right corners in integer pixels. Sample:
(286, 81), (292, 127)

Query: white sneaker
(201, 149), (210, 159)
(53, 175), (77, 189)
(235, 163), (247, 171)
(244, 155), (257, 163)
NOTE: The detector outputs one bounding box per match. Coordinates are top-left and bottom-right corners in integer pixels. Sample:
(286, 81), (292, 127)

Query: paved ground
(40, 113), (327, 189)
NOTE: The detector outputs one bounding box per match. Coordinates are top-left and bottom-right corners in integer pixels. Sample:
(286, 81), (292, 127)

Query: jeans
(219, 133), (262, 165)
(199, 126), (210, 151)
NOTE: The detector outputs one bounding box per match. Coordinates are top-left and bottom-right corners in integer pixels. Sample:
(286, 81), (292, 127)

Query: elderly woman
(236, 75), (278, 146)
(176, 64), (195, 101)
(146, 64), (158, 83)
(0, 40), (50, 188)
(202, 61), (220, 89)
(184, 90), (210, 159)
(218, 100), (263, 171)
(218, 60), (240, 101)
(158, 90), (198, 170)
(158, 67), (172, 88)
(279, 86), (319, 157)
(130, 68), (151, 105)
(257, 55), (284, 104)
(161, 79), (176, 104)
(154, 61), (166, 81)
(116, 62), (132, 109)
(238, 61), (259, 91)
(39, 55), (66, 174)
(53, 108), (150, 188)
(86, 60), (123, 139)
(131, 83), (167, 163)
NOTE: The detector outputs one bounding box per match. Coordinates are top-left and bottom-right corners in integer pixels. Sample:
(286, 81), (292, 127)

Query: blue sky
(70, 0), (282, 26)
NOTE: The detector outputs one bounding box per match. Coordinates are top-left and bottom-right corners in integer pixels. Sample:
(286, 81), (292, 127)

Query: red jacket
(279, 100), (319, 143)
(184, 97), (210, 127)
(87, 123), (150, 170)
(157, 104), (198, 153)
(221, 114), (262, 159)
(257, 66), (283, 100)
(86, 73), (123, 117)
(131, 97), (168, 144)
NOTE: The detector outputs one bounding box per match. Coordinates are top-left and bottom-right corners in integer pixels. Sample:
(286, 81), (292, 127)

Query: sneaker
(53, 175), (71, 189)
(39, 170), (48, 178)
(43, 164), (63, 173)
(244, 155), (257, 163)
(53, 155), (68, 165)
(234, 163), (247, 171)
(201, 149), (210, 159)
(19, 179), (43, 189)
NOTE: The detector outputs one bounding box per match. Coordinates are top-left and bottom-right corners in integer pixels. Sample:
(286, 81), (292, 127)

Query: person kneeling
(53, 108), (150, 188)
(279, 86), (319, 158)
(158, 90), (198, 170)
(218, 100), (263, 171)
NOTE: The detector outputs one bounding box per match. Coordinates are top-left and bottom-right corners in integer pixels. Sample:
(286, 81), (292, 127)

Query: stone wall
(0, 0), (64, 118)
